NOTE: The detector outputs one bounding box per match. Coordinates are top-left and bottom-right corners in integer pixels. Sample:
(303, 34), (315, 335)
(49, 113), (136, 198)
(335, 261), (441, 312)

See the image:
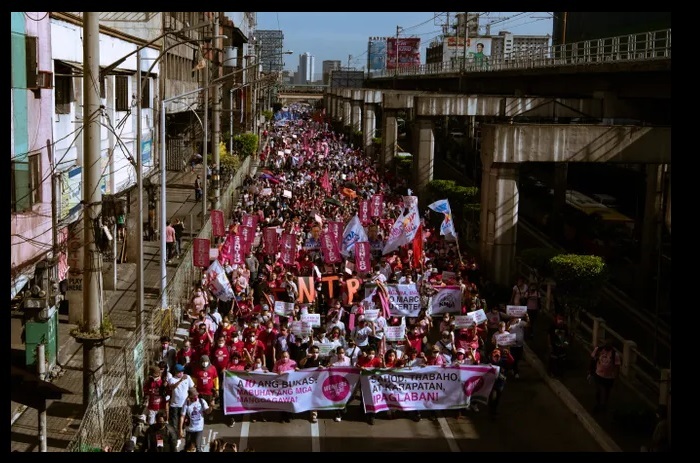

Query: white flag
(340, 215), (368, 256)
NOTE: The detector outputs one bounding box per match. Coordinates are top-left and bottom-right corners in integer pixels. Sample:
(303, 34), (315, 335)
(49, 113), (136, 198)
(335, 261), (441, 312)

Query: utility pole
(202, 48), (209, 226)
(135, 49), (144, 337)
(395, 26), (401, 77)
(462, 12), (469, 68)
(211, 13), (221, 211)
(81, 11), (105, 408)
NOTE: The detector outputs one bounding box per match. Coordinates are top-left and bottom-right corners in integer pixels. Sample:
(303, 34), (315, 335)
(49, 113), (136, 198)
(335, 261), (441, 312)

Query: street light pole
(211, 13), (221, 212)
(135, 49), (144, 337)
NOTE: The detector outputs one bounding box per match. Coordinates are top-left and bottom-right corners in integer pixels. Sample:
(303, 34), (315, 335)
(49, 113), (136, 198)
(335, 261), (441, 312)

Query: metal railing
(515, 259), (670, 411)
(369, 29), (671, 79)
(66, 155), (253, 452)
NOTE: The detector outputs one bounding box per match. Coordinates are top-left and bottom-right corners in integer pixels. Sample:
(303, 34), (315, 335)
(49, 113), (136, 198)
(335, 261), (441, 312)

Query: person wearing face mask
(144, 411), (178, 452)
(298, 346), (324, 423)
(215, 316), (238, 346)
(243, 333), (267, 369)
(191, 355), (219, 422)
(488, 347), (515, 416)
(258, 321), (279, 370)
(224, 351), (247, 427)
(177, 340), (195, 375)
(190, 322), (213, 365)
(210, 336), (230, 381)
(328, 346), (351, 422)
(356, 348), (383, 424)
(143, 365), (168, 425)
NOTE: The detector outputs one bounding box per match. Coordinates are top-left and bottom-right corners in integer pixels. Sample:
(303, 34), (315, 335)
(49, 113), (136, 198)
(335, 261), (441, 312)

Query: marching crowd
(132, 103), (614, 452)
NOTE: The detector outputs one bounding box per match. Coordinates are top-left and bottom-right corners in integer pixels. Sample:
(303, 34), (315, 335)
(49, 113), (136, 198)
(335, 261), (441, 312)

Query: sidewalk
(10, 167), (213, 452)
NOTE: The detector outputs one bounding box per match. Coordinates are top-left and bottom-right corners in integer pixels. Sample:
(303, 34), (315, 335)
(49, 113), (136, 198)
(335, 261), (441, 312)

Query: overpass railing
(368, 28), (671, 79)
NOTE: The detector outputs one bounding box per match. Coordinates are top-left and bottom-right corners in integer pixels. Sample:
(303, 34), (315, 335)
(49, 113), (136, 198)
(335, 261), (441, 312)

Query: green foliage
(550, 254), (609, 317)
(372, 137), (382, 145)
(519, 247), (562, 279)
(70, 315), (115, 340)
(425, 179), (479, 208)
(261, 110), (274, 122)
(232, 133), (259, 159)
(217, 141), (241, 172)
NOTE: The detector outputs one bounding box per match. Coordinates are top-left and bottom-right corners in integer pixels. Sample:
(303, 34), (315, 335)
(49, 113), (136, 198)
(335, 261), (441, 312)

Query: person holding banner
(506, 314), (529, 379)
(298, 345), (325, 423)
(487, 347), (514, 417)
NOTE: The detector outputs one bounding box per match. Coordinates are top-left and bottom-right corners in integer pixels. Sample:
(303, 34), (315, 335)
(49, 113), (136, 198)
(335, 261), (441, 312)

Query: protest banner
(494, 332), (517, 346)
(363, 309), (380, 322)
(359, 200), (371, 225)
(360, 365), (500, 413)
(454, 315), (475, 328)
(466, 309), (487, 325)
(365, 283), (421, 317)
(274, 301), (295, 317)
(289, 320), (313, 337)
(223, 367), (360, 414)
(192, 238), (210, 268)
(441, 271), (457, 282)
(301, 313), (321, 328)
(506, 305), (528, 318)
(430, 286), (462, 314)
(385, 325), (406, 342)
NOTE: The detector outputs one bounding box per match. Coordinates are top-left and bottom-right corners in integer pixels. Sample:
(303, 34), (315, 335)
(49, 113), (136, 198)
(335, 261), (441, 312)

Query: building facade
(297, 52), (315, 84)
(322, 60), (341, 85)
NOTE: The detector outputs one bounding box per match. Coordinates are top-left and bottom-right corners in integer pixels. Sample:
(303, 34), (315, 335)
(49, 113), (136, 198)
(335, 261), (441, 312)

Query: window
(115, 75), (129, 111)
(54, 62), (74, 114)
(25, 36), (38, 88)
(11, 152), (41, 212)
(140, 76), (150, 108)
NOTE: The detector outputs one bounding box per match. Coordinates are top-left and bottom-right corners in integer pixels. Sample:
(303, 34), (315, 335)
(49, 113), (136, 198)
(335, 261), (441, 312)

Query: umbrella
(324, 197), (343, 207)
(344, 181), (358, 190)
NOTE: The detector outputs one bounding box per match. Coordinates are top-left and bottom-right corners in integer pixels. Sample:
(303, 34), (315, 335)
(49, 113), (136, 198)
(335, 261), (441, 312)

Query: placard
(465, 308), (487, 325)
(300, 313), (321, 328)
(441, 271), (457, 282)
(454, 315), (475, 328)
(289, 320), (313, 337)
(363, 309), (379, 322)
(274, 301), (295, 317)
(283, 189), (292, 198)
(316, 342), (335, 357)
(506, 305), (528, 318)
(192, 238), (211, 268)
(261, 188), (272, 196)
(385, 325), (406, 342)
(494, 332), (516, 346)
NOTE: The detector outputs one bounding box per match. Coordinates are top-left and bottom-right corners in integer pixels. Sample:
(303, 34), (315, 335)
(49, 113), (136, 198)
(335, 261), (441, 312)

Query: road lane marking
(311, 421), (320, 452)
(438, 417), (460, 452)
(239, 420), (249, 452)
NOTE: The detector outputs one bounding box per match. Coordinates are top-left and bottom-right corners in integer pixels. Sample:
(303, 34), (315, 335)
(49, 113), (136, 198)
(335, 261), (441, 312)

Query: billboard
(386, 37), (421, 70)
(368, 38), (387, 72)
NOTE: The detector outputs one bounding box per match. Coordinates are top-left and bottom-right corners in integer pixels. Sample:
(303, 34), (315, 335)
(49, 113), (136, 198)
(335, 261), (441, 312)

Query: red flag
(412, 224), (423, 269)
(320, 170), (331, 193)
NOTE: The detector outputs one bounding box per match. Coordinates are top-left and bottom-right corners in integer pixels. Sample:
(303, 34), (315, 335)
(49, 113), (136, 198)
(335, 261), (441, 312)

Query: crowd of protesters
(136, 102), (584, 452)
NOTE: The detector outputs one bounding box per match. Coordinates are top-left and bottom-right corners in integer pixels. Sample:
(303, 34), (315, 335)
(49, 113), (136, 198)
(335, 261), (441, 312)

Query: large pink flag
(354, 241), (372, 275)
(238, 225), (254, 254)
(279, 233), (297, 265)
(358, 200), (371, 225)
(263, 227), (278, 256)
(371, 194), (384, 218)
(242, 214), (257, 229)
(328, 221), (343, 249)
(321, 231), (343, 264)
(320, 171), (331, 193)
(231, 234), (245, 264)
(218, 234), (233, 265)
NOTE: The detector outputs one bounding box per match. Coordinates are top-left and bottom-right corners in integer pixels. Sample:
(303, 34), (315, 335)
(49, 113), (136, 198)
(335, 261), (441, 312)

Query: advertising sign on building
(386, 37), (421, 70)
(368, 37), (387, 71)
(60, 166), (82, 220)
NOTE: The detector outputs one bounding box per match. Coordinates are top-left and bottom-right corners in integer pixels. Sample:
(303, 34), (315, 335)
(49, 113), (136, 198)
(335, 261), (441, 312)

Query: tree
(550, 254), (609, 327)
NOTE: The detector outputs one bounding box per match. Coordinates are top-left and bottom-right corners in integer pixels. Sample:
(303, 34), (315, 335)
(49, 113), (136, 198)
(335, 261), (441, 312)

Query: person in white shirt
(351, 317), (375, 350)
(345, 339), (362, 366)
(167, 364), (196, 433)
(325, 310), (346, 338)
(506, 314), (529, 379)
(181, 387), (211, 452)
(369, 313), (387, 353)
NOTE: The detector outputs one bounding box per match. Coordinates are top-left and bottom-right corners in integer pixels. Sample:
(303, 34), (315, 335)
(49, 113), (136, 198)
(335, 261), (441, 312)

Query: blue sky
(252, 12), (554, 78)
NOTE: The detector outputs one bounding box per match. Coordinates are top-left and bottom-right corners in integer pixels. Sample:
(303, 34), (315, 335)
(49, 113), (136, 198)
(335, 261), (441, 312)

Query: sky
(252, 12), (554, 79)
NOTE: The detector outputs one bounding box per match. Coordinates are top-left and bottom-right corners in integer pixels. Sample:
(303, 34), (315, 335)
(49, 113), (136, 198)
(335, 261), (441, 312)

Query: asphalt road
(195, 357), (603, 452)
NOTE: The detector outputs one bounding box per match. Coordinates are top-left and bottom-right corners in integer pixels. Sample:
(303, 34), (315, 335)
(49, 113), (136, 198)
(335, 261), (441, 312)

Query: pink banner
(239, 225), (254, 254)
(371, 194), (384, 218)
(386, 37), (421, 70)
(211, 210), (226, 237)
(193, 238), (211, 268)
(219, 234), (233, 265)
(279, 233), (297, 265)
(328, 221), (343, 249)
(263, 227), (278, 256)
(354, 241), (372, 275)
(242, 214), (257, 229)
(321, 231), (343, 264)
(231, 234), (245, 265)
(359, 200), (371, 225)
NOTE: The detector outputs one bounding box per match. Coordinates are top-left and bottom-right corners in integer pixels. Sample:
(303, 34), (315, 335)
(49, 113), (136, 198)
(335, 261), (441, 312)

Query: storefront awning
(11, 264), (36, 300)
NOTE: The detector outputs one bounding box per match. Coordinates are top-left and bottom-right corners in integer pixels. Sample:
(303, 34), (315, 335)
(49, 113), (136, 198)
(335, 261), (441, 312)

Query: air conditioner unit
(37, 70), (53, 89)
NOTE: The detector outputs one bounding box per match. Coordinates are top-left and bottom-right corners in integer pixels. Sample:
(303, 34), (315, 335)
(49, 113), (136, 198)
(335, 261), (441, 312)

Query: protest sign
(454, 315), (475, 328)
(223, 367), (360, 414)
(385, 325), (406, 342)
(274, 301), (295, 317)
(494, 332), (517, 346)
(506, 305), (528, 318)
(300, 313), (321, 328)
(466, 309), (487, 325)
(430, 286), (462, 314)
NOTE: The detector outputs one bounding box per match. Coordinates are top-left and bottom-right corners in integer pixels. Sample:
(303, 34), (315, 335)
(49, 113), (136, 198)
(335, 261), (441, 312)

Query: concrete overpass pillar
(639, 163), (665, 305)
(479, 156), (520, 287)
(413, 117), (435, 195)
(381, 110), (399, 169)
(343, 100), (352, 129)
(335, 96), (344, 124)
(351, 101), (362, 133)
(363, 103), (377, 157)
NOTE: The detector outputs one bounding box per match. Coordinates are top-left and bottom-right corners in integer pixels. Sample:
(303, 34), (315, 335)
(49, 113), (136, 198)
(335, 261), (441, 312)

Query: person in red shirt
(242, 332), (267, 368)
(216, 316), (238, 347)
(356, 348), (383, 425)
(177, 339), (195, 375)
(210, 336), (231, 376)
(190, 322), (213, 364)
(405, 324), (424, 355)
(229, 332), (245, 357)
(191, 355), (219, 422)
(143, 365), (167, 425)
(242, 319), (263, 341)
(257, 320), (279, 369)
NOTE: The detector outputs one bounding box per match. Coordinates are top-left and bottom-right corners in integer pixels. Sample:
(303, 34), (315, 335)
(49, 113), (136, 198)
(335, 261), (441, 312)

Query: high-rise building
(297, 52), (315, 84)
(322, 60), (341, 85)
(254, 30), (284, 73)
